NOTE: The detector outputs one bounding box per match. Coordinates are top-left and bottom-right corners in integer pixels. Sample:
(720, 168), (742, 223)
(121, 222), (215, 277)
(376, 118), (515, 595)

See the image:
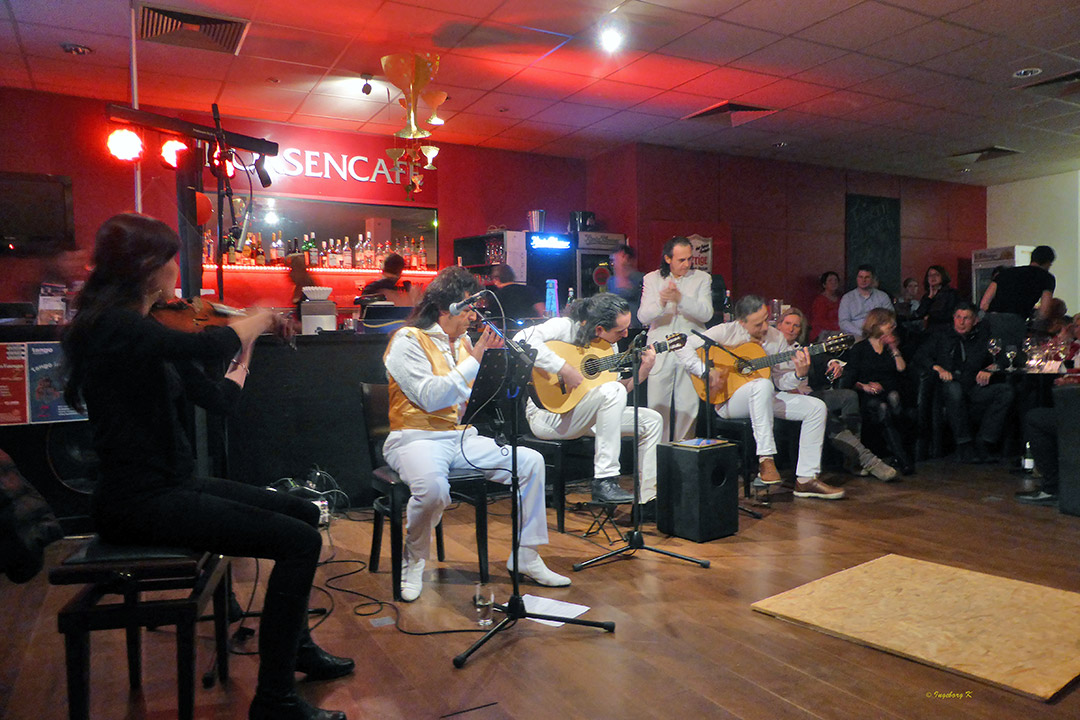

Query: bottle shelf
(203, 264), (436, 276)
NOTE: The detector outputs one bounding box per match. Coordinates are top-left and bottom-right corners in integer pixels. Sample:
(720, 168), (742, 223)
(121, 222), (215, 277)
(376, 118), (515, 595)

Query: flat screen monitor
(0, 172), (76, 256)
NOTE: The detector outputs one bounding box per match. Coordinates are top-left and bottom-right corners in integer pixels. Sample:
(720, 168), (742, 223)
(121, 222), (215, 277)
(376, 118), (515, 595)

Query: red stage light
(160, 139), (188, 168)
(107, 128), (143, 161)
(211, 148), (235, 178)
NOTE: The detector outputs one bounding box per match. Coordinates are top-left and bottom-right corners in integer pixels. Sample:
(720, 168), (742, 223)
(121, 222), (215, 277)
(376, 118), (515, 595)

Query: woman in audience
(912, 265), (958, 333)
(809, 270), (842, 341)
(842, 307), (914, 474)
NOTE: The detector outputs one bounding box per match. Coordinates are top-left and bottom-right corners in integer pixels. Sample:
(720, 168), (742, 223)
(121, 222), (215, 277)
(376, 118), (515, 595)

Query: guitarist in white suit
(676, 294), (844, 500)
(516, 294), (664, 519)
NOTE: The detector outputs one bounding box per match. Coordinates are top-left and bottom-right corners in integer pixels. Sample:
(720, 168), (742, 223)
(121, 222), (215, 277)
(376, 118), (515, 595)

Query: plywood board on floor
(751, 553), (1080, 701)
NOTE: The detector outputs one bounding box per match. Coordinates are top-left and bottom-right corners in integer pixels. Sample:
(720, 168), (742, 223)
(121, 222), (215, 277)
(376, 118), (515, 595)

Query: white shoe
(507, 548), (571, 587)
(400, 558), (425, 602)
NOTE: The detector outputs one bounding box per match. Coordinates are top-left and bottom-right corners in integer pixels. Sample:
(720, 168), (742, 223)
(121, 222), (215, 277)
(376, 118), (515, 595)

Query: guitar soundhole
(581, 356), (600, 378)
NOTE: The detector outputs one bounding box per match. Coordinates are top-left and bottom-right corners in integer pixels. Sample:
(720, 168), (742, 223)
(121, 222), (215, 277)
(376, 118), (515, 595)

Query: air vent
(138, 4), (249, 55)
(683, 101), (775, 127)
(1016, 69), (1080, 106)
(949, 146), (1022, 165)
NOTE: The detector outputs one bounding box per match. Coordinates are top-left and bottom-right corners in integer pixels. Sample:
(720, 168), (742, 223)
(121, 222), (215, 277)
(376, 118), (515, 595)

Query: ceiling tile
(881, 0), (979, 14)
(917, 36), (1037, 81)
(495, 66), (597, 100)
(944, 0), (1061, 35)
(730, 37), (848, 76)
(428, 52), (524, 91)
(720, 0), (863, 35)
(296, 93), (384, 122)
(640, 0), (745, 18)
(478, 135), (544, 152)
(0, 20), (20, 55)
(566, 79), (661, 109)
(241, 23), (350, 67)
(795, 1), (931, 51)
(225, 56), (326, 94)
(603, 53), (715, 90)
(136, 72), (224, 108)
(135, 40), (236, 82)
(26, 55), (128, 94)
(451, 21), (570, 67)
(733, 78), (835, 109)
(791, 52), (903, 89)
(0, 52), (30, 87)
(531, 101), (617, 127)
(253, 0), (380, 33)
(848, 66), (952, 100)
(18, 23), (128, 67)
(489, 0), (622, 37)
(861, 20), (988, 65)
(214, 105), (296, 124)
(676, 66), (780, 98)
(586, 110), (672, 136)
(10, 0), (129, 37)
(1030, 110), (1080, 134)
(363, 2), (480, 52)
(313, 74), (401, 102)
(404, 0), (508, 18)
(789, 89), (886, 118)
(497, 119), (577, 142)
(441, 111), (521, 136)
(459, 90), (556, 118)
(289, 114), (363, 131)
(216, 84), (307, 114)
(636, 121), (719, 145)
(613, 1), (713, 54)
(660, 20), (782, 66)
(431, 85), (488, 112)
(530, 35), (645, 78)
(632, 89), (718, 118)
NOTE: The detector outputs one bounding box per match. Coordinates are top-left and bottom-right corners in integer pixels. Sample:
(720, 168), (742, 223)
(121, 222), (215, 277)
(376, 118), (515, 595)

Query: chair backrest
(360, 382), (392, 467)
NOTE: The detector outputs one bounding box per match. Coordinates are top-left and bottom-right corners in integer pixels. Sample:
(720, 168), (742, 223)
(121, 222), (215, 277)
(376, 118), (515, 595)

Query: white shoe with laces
(506, 547), (571, 587)
(400, 557), (425, 602)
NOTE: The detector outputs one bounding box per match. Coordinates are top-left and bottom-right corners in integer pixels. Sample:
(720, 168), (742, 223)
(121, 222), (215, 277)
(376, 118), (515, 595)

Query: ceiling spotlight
(1013, 67), (1042, 79)
(599, 27), (623, 53)
(60, 42), (93, 56)
(773, 141), (789, 149)
(361, 73), (373, 96)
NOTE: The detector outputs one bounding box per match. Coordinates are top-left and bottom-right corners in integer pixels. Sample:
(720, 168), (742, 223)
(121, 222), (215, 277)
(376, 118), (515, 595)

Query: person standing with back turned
(638, 236), (712, 442)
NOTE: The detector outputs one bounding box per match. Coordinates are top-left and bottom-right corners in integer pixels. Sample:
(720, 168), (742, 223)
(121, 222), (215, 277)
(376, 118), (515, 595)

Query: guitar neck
(747, 341), (830, 371)
(585, 339), (673, 374)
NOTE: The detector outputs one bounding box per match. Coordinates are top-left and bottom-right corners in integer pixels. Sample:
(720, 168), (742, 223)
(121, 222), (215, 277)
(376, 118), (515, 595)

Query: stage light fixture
(254, 154), (273, 188)
(107, 128), (143, 161)
(361, 73), (373, 95)
(160, 139), (188, 168)
(211, 148), (235, 178)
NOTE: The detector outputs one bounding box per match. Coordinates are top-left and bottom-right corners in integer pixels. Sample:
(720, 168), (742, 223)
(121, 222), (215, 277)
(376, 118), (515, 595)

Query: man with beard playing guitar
(516, 294), (665, 521)
(675, 294), (844, 500)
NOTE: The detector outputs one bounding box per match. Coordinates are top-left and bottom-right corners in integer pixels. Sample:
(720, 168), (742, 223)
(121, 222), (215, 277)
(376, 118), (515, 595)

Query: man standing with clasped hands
(638, 236), (713, 442)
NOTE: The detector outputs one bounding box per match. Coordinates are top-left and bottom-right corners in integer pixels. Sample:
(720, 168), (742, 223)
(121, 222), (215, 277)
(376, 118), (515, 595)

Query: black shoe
(591, 477), (634, 504)
(956, 442), (980, 465)
(1015, 489), (1058, 506)
(249, 692), (346, 720)
(633, 499), (656, 524)
(296, 640), (355, 681)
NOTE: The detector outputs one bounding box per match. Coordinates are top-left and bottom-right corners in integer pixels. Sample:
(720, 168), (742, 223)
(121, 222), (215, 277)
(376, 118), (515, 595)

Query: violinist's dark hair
(62, 213), (181, 411)
(659, 236), (692, 278)
(404, 266), (480, 329)
(567, 294), (630, 347)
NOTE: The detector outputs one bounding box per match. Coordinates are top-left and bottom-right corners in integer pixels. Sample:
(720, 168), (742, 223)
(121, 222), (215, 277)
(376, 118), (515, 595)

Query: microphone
(449, 290), (489, 316)
(691, 329), (718, 347)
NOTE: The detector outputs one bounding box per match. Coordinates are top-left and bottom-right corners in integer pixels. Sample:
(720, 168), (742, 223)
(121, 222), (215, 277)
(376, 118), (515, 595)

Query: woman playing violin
(62, 213), (351, 720)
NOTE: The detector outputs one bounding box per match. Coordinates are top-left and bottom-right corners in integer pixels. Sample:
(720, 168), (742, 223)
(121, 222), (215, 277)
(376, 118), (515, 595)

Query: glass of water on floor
(473, 582), (495, 627)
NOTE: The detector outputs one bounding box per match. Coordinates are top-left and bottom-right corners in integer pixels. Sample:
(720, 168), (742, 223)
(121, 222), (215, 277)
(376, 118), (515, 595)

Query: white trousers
(647, 351), (699, 442)
(715, 378), (827, 478)
(526, 382), (662, 502)
(383, 427), (548, 562)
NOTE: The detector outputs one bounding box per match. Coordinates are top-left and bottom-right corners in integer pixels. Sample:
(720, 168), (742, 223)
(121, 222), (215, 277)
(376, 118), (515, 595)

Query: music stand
(573, 340), (709, 572)
(453, 343), (615, 668)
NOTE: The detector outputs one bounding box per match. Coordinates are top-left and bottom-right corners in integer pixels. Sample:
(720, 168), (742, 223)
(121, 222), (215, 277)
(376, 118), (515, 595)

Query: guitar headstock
(665, 333), (687, 351)
(822, 333), (855, 354)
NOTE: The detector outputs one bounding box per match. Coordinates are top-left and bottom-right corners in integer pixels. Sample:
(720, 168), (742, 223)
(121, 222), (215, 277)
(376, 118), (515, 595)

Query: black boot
(591, 477), (633, 504)
(250, 591), (346, 720)
(296, 627), (355, 681)
(883, 424), (915, 475)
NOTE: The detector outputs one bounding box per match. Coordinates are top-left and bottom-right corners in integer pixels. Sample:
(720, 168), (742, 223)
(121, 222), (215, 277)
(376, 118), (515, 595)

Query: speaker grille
(138, 4), (249, 55)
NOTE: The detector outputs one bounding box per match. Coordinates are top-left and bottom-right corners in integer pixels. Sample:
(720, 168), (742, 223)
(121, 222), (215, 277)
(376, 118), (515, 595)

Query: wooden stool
(48, 536), (231, 720)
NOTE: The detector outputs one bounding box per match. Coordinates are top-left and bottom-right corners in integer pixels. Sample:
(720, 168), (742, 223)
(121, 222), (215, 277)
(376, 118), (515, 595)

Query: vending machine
(576, 231), (626, 298)
(972, 245), (1034, 304)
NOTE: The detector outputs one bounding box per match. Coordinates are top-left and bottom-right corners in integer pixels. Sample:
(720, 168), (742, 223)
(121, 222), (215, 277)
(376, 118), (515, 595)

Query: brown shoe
(794, 476), (845, 500)
(758, 457), (782, 485)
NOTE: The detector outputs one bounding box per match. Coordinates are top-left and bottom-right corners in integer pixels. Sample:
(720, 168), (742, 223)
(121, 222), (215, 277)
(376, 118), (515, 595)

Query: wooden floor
(4, 459), (1080, 720)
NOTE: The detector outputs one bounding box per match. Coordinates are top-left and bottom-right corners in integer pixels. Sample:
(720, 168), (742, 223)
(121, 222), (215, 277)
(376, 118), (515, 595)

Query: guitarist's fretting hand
(708, 365), (731, 397)
(466, 326), (504, 362)
(558, 362), (585, 390)
(793, 347), (812, 378)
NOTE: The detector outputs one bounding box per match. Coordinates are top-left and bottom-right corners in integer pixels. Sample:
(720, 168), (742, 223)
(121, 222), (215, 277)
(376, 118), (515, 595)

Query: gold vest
(386, 327), (471, 432)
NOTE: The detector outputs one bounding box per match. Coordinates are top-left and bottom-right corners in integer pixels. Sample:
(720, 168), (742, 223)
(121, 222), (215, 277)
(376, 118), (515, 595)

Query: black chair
(698, 400), (800, 500)
(359, 382), (491, 601)
(49, 536), (230, 720)
(519, 435), (594, 533)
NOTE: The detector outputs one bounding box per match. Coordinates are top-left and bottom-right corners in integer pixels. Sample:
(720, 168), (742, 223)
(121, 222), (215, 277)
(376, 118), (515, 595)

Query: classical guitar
(531, 333), (687, 413)
(690, 334), (854, 405)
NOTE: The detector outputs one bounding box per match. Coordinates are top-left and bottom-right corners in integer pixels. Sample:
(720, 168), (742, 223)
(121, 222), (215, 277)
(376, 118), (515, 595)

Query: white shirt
(514, 317), (576, 376)
(383, 323), (479, 419)
(638, 268), (712, 342)
(675, 321), (802, 393)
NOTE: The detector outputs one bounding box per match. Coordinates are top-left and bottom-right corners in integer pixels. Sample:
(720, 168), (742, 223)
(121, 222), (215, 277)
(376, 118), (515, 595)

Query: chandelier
(381, 52), (448, 198)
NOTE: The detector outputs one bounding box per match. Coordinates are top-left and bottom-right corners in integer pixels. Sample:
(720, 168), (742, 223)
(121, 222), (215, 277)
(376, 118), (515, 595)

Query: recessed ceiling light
(958, 167), (972, 173)
(266, 76), (280, 84)
(599, 27), (623, 53)
(60, 42), (93, 56)
(1013, 67), (1042, 79)
(773, 141), (788, 148)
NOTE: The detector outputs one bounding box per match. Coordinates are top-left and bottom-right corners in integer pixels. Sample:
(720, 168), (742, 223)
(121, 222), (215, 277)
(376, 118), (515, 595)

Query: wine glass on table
(988, 338), (1001, 370)
(1005, 345), (1018, 372)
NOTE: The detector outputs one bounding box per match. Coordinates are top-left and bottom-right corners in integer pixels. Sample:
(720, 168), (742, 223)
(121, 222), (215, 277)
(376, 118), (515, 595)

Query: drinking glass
(473, 582), (495, 627)
(1005, 345), (1018, 372)
(988, 338), (1001, 370)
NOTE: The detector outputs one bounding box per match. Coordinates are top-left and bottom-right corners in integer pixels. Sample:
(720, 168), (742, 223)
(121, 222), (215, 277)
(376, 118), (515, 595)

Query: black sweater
(841, 340), (902, 395)
(77, 308), (242, 503)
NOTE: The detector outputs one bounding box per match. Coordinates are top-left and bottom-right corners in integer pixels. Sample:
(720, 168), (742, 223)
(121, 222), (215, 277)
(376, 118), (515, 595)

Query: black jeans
(1024, 407), (1058, 492)
(861, 390), (911, 469)
(940, 380), (1014, 445)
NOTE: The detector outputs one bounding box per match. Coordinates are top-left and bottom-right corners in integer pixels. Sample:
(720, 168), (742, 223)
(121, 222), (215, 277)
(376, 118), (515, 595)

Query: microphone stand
(691, 330), (763, 519)
(453, 338), (614, 668)
(573, 342), (709, 571)
(210, 103), (235, 303)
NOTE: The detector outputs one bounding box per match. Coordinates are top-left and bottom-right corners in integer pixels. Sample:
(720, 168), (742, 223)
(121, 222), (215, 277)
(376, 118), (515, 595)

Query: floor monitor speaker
(656, 442), (738, 542)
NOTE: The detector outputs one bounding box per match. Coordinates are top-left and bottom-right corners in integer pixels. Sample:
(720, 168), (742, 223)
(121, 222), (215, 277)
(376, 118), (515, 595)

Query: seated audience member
(841, 308), (914, 474)
(914, 302), (1015, 464)
(809, 271), (842, 340)
(777, 309), (898, 481)
(894, 277), (921, 322)
(676, 295), (842, 500)
(838, 264), (893, 339)
(489, 263), (545, 320)
(1017, 375), (1080, 505)
(911, 265), (959, 333)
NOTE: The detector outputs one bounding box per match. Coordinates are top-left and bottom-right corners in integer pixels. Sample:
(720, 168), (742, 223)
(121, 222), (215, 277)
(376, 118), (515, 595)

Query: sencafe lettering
(272, 147), (409, 186)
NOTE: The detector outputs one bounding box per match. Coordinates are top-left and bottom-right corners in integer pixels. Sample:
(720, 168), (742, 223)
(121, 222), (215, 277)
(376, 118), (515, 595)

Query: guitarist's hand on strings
(793, 347), (812, 379)
(558, 361), (585, 390)
(638, 346), (657, 376)
(466, 326), (504, 362)
(708, 366), (730, 398)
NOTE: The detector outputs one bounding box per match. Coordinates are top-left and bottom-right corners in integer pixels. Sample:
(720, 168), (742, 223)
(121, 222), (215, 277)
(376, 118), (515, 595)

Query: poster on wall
(687, 234), (712, 273)
(0, 342), (87, 426)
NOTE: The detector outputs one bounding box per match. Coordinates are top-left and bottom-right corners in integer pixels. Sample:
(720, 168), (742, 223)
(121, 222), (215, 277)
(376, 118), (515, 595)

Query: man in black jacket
(915, 302), (1014, 463)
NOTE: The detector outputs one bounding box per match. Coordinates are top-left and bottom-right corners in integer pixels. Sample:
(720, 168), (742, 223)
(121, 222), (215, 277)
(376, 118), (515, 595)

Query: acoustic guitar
(531, 333), (686, 413)
(690, 334), (854, 405)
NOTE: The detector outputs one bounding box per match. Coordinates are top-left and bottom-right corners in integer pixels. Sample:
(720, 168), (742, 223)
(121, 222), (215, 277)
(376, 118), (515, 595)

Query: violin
(150, 297), (247, 333)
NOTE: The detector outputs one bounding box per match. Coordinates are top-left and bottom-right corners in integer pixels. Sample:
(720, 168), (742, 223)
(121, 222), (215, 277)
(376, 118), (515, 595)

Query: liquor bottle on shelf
(343, 237), (353, 269)
(418, 236), (427, 271)
(255, 235), (266, 265)
(722, 290), (733, 323)
(227, 234), (237, 265)
(403, 238), (412, 270)
(375, 242), (385, 270)
(272, 233), (284, 264)
(302, 234), (315, 267)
